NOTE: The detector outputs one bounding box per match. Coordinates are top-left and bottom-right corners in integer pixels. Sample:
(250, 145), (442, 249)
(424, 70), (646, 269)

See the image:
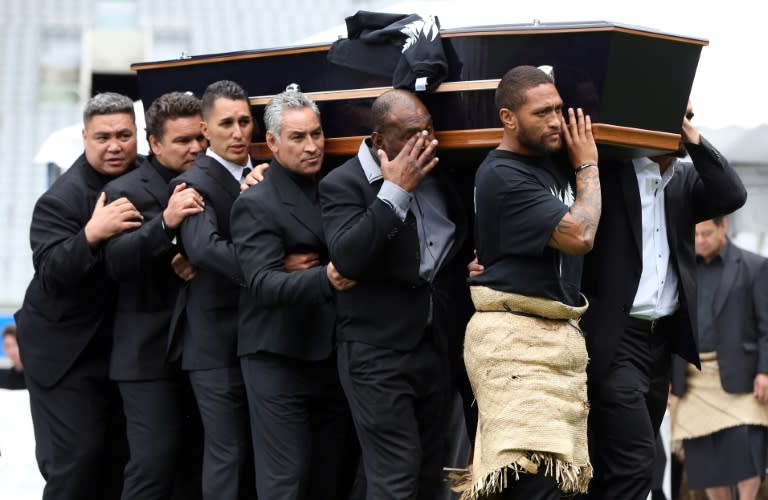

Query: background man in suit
(15, 92), (143, 500)
(232, 88), (354, 499)
(579, 102), (748, 499)
(671, 216), (768, 500)
(0, 324), (26, 390)
(103, 91), (206, 500)
(320, 89), (471, 499)
(170, 80), (254, 500)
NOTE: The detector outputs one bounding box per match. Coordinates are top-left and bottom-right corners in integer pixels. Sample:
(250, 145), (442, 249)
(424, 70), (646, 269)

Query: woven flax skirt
(453, 286), (592, 499)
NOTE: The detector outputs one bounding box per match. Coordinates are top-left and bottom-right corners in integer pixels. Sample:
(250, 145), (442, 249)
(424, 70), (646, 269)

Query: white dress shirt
(630, 157), (680, 320)
(206, 148), (253, 182)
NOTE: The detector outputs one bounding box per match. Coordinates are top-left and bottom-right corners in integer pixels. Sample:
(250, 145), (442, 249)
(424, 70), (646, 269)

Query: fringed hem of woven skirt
(447, 452), (593, 499)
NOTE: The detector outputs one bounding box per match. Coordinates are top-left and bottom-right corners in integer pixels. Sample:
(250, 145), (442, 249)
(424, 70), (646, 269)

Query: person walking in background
(671, 216), (768, 500)
(0, 324), (26, 390)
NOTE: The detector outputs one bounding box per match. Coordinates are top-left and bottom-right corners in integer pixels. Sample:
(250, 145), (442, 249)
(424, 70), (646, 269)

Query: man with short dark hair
(170, 80), (254, 500)
(464, 64), (600, 499)
(232, 88), (354, 499)
(671, 216), (768, 500)
(0, 324), (25, 390)
(16, 92), (144, 500)
(103, 91), (206, 500)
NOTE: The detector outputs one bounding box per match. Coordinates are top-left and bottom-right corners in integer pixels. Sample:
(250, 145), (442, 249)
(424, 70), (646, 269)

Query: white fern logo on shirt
(399, 15), (439, 53)
(550, 182), (575, 207)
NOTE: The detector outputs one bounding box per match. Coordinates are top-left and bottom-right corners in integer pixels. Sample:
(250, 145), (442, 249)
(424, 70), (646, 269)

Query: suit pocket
(743, 342), (757, 352)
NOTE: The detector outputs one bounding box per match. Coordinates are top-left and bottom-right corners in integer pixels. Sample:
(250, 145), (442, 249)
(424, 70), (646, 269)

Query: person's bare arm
(548, 108), (601, 256)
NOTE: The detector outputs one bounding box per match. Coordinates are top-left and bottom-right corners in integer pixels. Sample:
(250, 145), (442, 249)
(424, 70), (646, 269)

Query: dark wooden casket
(130, 20), (706, 162)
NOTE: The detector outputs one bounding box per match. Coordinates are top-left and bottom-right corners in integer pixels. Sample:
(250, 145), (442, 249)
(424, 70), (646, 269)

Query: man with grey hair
(16, 91), (144, 500)
(103, 91), (206, 500)
(231, 88), (355, 499)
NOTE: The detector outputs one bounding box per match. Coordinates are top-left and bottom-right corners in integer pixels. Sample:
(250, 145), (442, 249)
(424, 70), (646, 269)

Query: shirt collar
(632, 156), (677, 189)
(149, 154), (179, 184)
(357, 138), (383, 185)
(205, 148), (253, 181)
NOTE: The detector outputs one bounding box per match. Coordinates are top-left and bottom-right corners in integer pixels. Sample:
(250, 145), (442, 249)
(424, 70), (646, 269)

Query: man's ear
(371, 131), (383, 150)
(148, 135), (161, 156)
(266, 131), (279, 154)
(200, 120), (209, 140)
(499, 108), (517, 130)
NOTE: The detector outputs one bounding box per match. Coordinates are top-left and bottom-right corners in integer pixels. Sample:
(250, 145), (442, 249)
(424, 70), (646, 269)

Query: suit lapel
(270, 161), (324, 242)
(200, 156), (240, 200)
(618, 163), (643, 256)
(141, 164), (170, 206)
(713, 244), (740, 318)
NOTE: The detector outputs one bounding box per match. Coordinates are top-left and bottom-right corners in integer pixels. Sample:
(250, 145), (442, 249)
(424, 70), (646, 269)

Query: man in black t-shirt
(460, 65), (601, 500)
(471, 149), (582, 306)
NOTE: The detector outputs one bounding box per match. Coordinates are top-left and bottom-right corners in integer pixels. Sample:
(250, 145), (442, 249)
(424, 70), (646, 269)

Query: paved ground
(0, 389), (44, 499)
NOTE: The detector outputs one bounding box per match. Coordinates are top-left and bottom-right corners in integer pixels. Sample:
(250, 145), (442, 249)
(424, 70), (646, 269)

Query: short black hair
(495, 65), (555, 111)
(2, 323), (16, 338)
(201, 80), (249, 120)
(145, 92), (202, 141)
(712, 216), (727, 226)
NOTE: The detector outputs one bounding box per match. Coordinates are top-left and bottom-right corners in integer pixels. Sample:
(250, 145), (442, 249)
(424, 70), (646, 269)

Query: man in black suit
(15, 92), (144, 500)
(169, 80), (254, 500)
(103, 91), (207, 500)
(231, 88), (354, 499)
(319, 89), (471, 499)
(580, 102), (748, 499)
(671, 216), (768, 500)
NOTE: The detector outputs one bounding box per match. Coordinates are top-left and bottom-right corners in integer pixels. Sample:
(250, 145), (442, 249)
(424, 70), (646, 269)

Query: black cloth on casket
(327, 10), (448, 92)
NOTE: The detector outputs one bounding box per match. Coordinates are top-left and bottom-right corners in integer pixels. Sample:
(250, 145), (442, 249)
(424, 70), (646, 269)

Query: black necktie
(240, 167), (252, 183)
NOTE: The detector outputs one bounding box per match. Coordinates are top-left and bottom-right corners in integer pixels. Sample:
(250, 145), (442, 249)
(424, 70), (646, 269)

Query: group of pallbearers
(13, 64), (746, 500)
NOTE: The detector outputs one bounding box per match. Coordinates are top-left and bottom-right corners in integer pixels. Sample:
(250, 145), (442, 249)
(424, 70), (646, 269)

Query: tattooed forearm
(571, 167), (601, 242)
(548, 166), (602, 254)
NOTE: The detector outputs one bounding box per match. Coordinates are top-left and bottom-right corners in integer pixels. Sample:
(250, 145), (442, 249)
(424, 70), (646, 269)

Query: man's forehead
(281, 108), (321, 132)
(389, 106), (431, 130)
(165, 114), (203, 129)
(211, 97), (250, 115)
(86, 112), (135, 128)
(524, 84), (561, 105)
